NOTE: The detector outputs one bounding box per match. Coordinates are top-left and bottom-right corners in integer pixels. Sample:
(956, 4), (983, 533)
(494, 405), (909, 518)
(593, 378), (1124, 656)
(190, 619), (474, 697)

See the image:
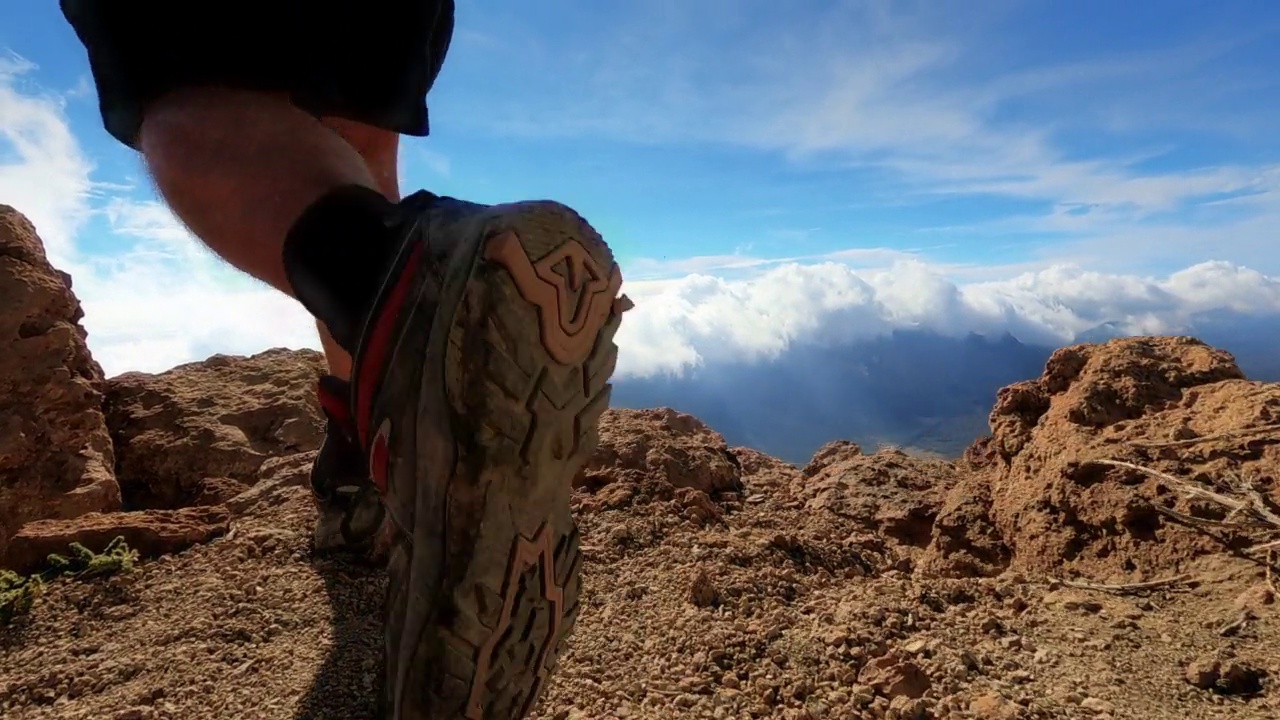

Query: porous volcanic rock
(927, 336), (1280, 579)
(794, 442), (960, 549)
(575, 408), (744, 512)
(5, 506), (231, 576)
(0, 206), (118, 568)
(103, 348), (328, 509)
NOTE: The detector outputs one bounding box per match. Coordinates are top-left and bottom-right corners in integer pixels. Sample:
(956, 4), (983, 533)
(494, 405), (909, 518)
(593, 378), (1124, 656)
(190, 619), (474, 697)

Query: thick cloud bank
(615, 260), (1280, 378)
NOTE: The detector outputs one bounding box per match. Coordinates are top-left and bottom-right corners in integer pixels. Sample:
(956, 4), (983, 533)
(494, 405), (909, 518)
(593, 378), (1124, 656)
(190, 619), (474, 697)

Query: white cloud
(74, 199), (319, 376)
(0, 53), (93, 266)
(624, 246), (925, 280)
(615, 259), (1280, 378)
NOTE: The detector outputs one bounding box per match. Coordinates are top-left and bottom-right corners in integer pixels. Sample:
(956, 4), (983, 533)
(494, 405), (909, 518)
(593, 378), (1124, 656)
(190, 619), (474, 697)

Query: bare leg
(140, 88), (379, 295)
(324, 116), (401, 200)
(140, 88), (397, 380)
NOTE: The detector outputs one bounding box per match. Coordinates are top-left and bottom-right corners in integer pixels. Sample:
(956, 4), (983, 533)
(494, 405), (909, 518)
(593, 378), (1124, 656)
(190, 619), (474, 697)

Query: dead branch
(1217, 610), (1253, 637)
(1153, 504), (1238, 529)
(1085, 459), (1280, 530)
(1058, 574), (1192, 595)
(1247, 538), (1280, 555)
(1243, 484), (1280, 528)
(1268, 549), (1279, 598)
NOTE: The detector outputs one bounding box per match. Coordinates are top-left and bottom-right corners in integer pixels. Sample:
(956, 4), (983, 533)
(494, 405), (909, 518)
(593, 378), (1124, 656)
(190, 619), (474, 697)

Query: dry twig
(1085, 459), (1280, 531)
(1058, 574), (1192, 595)
(1217, 610), (1253, 637)
(1243, 484), (1280, 527)
(1268, 549), (1279, 598)
(1152, 505), (1236, 529)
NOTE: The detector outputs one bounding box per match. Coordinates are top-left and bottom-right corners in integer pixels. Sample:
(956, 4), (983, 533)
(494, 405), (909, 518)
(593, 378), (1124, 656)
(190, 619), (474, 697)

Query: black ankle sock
(282, 184), (399, 353)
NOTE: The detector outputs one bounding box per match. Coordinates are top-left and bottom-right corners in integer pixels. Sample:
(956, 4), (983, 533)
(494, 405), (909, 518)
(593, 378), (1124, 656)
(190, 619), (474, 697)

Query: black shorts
(60, 0), (455, 149)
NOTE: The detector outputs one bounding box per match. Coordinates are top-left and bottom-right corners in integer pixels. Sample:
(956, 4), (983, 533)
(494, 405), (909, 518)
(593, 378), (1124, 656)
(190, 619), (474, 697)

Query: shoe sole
(394, 201), (625, 719)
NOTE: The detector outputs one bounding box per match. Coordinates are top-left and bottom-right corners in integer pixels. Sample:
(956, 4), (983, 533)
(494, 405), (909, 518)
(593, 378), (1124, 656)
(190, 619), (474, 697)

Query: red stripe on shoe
(354, 242), (425, 448)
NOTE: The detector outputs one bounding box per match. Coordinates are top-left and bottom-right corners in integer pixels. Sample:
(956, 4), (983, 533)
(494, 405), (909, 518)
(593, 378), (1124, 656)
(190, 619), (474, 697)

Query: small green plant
(0, 570), (42, 625)
(0, 536), (138, 626)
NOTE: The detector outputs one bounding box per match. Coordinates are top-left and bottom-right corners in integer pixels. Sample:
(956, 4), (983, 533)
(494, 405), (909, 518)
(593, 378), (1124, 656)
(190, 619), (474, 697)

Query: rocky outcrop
(794, 440), (960, 548)
(4, 506), (231, 576)
(925, 336), (1280, 578)
(104, 348), (327, 509)
(0, 206), (119, 566)
(0, 207), (324, 573)
(576, 407), (744, 502)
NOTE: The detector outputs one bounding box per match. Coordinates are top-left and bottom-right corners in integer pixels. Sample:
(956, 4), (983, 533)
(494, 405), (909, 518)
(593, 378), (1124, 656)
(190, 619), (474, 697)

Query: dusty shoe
(340, 192), (627, 719)
(310, 375), (394, 563)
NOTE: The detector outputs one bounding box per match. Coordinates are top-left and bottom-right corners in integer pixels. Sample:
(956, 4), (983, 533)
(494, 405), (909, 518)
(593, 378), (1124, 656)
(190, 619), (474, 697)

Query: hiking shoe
(344, 192), (627, 719)
(310, 374), (394, 562)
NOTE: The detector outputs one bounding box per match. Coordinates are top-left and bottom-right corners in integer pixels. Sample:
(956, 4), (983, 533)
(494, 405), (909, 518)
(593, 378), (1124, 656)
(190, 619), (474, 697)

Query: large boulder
(103, 348), (328, 509)
(573, 408), (745, 524)
(576, 408), (743, 497)
(793, 440), (960, 548)
(4, 506), (231, 576)
(925, 336), (1280, 579)
(0, 206), (119, 567)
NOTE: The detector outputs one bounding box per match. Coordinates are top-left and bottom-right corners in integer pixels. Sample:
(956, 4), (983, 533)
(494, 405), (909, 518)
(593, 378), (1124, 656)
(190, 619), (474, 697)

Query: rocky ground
(1, 204), (1277, 720)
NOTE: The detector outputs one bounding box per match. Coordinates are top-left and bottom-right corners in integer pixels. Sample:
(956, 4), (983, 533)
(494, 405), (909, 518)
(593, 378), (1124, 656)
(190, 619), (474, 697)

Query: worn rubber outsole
(400, 201), (625, 719)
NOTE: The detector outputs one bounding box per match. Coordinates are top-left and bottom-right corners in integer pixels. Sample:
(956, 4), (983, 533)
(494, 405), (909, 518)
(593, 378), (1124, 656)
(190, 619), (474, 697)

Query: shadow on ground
(294, 554), (385, 720)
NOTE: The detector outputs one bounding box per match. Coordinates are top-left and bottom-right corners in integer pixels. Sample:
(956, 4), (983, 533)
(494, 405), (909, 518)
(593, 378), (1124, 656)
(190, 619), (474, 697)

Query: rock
(223, 451), (316, 516)
(190, 477), (252, 506)
(923, 471), (1009, 577)
(5, 506), (231, 574)
(103, 348), (327, 508)
(926, 336), (1280, 578)
(992, 338), (1242, 450)
(0, 206), (119, 569)
(575, 408), (743, 497)
(887, 695), (928, 720)
(1080, 697), (1115, 714)
(1218, 660), (1267, 696)
(800, 440), (862, 478)
(732, 446), (801, 491)
(689, 568), (720, 608)
(1184, 657), (1221, 690)
(860, 657), (931, 700)
(902, 639), (929, 656)
(790, 448), (959, 549)
(1233, 584), (1275, 611)
(969, 693), (1019, 719)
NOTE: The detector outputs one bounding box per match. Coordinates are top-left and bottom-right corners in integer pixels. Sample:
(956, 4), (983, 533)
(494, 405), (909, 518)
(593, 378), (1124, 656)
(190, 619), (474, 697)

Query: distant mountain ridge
(611, 330), (1051, 463)
(612, 326), (1279, 463)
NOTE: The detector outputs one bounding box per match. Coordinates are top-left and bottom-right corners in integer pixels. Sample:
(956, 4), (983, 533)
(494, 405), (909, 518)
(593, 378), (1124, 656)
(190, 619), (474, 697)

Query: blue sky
(1, 1), (1278, 376)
